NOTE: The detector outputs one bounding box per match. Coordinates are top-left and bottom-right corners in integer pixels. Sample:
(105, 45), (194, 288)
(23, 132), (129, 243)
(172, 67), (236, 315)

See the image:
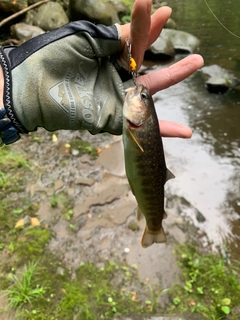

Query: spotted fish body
(122, 85), (174, 248)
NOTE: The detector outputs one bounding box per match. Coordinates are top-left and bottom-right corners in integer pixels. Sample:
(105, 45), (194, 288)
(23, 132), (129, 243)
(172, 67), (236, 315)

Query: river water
(152, 0), (240, 254)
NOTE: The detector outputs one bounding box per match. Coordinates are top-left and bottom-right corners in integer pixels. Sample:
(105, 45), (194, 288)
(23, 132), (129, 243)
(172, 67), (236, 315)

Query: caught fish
(122, 84), (174, 248)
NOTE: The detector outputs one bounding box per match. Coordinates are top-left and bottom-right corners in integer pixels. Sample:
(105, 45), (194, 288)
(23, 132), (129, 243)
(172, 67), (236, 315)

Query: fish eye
(141, 92), (148, 100)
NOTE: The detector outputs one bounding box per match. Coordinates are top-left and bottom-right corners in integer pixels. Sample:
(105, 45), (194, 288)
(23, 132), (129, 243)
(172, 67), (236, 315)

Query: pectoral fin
(128, 180), (135, 196)
(137, 206), (143, 221)
(128, 129), (144, 153)
(165, 168), (175, 182)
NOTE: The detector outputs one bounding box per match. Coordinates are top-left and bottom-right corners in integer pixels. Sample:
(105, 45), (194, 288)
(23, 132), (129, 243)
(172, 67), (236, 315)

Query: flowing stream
(152, 0), (240, 254)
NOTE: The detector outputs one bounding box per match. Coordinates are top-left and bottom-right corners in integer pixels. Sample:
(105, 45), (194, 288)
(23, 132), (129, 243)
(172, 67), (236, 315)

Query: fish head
(123, 85), (152, 128)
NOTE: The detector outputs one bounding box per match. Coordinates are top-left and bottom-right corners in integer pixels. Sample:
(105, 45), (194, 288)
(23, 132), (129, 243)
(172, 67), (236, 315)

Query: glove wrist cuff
(0, 48), (28, 141)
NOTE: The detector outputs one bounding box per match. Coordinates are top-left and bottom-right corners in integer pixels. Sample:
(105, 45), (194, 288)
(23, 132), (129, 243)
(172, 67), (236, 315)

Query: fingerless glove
(0, 21), (133, 144)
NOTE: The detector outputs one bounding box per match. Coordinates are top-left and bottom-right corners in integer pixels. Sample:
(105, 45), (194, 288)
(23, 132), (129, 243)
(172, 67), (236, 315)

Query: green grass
(3, 262), (46, 309)
(69, 138), (99, 159)
(1, 259), (155, 320)
(168, 244), (240, 319)
(15, 228), (51, 262)
(0, 146), (30, 170)
(0, 146), (32, 194)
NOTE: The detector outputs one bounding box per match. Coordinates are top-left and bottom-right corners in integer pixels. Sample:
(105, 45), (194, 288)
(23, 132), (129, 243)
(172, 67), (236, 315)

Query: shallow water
(152, 0), (240, 253)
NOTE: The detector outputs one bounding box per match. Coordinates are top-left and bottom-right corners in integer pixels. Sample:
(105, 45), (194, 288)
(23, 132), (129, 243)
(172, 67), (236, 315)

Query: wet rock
(10, 23), (44, 42)
(54, 179), (65, 192)
(170, 225), (187, 244)
(85, 201), (136, 229)
(164, 18), (177, 29)
(69, 0), (125, 25)
(170, 196), (206, 227)
(200, 64), (240, 94)
(74, 177), (95, 186)
(145, 28), (200, 60)
(37, 201), (62, 224)
(73, 180), (127, 216)
(108, 0), (130, 22)
(26, 1), (69, 31)
(161, 29), (200, 54)
(145, 34), (175, 60)
(95, 139), (125, 176)
(79, 154), (92, 165)
(196, 209), (206, 223)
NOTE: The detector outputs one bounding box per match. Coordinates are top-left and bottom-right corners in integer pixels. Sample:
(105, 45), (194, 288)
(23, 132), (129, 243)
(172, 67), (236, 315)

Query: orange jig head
(129, 57), (137, 72)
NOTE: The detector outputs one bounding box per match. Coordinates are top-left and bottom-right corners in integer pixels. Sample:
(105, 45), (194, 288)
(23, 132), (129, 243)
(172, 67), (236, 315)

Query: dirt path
(23, 128), (201, 288)
(0, 128), (206, 319)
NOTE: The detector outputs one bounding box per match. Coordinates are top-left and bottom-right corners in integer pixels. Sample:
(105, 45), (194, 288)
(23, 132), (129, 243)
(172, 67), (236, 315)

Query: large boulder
(161, 29), (200, 54)
(145, 28), (200, 61)
(164, 18), (177, 29)
(68, 0), (129, 25)
(200, 64), (240, 94)
(25, 1), (69, 31)
(10, 23), (44, 42)
(145, 34), (175, 60)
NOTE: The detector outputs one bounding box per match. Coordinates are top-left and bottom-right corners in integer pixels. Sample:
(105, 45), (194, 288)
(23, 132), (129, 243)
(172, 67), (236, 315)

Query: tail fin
(141, 226), (167, 248)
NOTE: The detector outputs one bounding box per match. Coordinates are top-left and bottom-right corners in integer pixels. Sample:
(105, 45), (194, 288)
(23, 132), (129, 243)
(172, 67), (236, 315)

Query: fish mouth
(127, 119), (142, 129)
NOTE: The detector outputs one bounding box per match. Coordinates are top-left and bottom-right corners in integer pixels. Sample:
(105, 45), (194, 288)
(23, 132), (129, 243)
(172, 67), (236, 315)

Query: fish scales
(125, 111), (166, 231)
(122, 84), (174, 248)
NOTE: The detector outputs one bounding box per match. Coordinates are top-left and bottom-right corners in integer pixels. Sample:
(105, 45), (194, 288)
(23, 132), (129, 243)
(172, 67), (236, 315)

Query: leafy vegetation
(69, 138), (99, 159)
(1, 258), (157, 320)
(168, 244), (240, 319)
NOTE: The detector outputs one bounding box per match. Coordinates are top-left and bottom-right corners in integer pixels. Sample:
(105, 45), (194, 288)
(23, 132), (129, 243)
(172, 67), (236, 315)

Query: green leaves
(169, 244), (240, 318)
(221, 305), (231, 315)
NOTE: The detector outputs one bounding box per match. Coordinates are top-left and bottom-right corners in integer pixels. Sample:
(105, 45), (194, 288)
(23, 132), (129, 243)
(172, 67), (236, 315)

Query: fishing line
(203, 0), (240, 39)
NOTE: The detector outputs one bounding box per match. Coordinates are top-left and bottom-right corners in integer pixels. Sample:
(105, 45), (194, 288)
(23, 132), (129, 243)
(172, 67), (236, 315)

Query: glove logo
(49, 63), (109, 130)
(49, 64), (108, 130)
(49, 68), (77, 126)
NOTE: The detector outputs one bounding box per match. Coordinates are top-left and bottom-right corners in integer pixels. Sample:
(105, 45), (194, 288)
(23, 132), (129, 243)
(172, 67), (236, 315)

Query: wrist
(0, 52), (22, 146)
(0, 65), (3, 108)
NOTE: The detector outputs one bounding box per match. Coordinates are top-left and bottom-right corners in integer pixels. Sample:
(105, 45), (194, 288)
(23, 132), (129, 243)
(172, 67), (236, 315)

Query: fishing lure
(129, 57), (137, 72)
(203, 0), (240, 39)
(125, 38), (138, 84)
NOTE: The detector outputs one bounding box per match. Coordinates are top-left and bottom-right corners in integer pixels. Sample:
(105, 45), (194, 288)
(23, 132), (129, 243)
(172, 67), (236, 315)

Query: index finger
(130, 0), (151, 69)
(137, 54), (204, 95)
(119, 5), (172, 71)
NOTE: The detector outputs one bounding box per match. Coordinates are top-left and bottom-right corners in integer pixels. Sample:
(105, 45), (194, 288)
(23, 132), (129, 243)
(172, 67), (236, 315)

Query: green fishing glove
(0, 21), (134, 145)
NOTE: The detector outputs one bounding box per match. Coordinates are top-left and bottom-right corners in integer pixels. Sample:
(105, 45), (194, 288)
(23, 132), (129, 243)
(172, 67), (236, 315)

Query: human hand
(119, 0), (204, 138)
(0, 0), (203, 146)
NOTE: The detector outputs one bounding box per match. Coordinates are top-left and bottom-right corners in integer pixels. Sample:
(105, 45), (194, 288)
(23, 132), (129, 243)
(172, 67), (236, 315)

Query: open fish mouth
(126, 119), (142, 129)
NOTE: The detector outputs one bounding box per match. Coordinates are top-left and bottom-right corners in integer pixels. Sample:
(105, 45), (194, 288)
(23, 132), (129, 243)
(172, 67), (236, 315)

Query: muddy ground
(13, 127), (204, 288)
(0, 124), (215, 320)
